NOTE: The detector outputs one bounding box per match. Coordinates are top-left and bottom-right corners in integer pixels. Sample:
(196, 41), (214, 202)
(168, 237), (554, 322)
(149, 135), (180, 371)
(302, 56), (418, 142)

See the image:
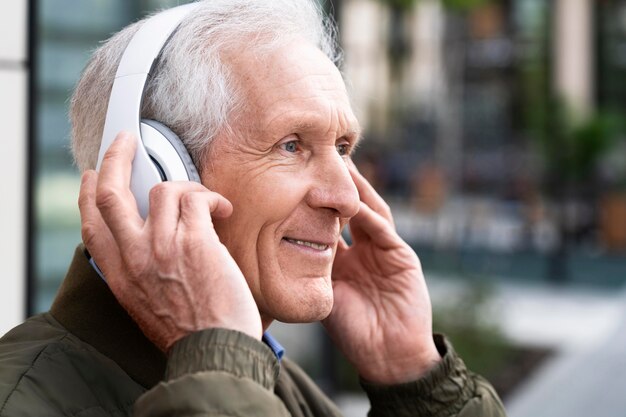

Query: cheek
(209, 163), (306, 225)
(230, 172), (309, 223)
(211, 171), (310, 278)
(206, 162), (328, 321)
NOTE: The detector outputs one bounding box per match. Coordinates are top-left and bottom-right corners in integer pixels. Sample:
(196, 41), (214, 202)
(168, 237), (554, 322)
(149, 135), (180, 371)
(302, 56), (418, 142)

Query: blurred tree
(377, 0), (418, 10)
(442, 0), (494, 12)
(533, 103), (622, 185)
(376, 0), (494, 12)
(530, 100), (623, 280)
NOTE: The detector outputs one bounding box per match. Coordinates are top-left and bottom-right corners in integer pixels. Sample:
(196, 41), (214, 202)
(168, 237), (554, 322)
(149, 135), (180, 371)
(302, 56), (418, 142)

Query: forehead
(227, 39), (358, 136)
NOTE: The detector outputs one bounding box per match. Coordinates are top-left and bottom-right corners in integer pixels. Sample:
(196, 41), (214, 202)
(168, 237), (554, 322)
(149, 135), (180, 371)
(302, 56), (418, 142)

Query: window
(33, 0), (192, 313)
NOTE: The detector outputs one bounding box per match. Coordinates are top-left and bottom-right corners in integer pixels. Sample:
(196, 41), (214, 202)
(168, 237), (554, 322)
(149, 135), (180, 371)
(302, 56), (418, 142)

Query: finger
(349, 202), (401, 249)
(95, 131), (143, 243)
(332, 237), (350, 284)
(337, 236), (349, 251)
(147, 182), (232, 242)
(348, 161), (395, 227)
(205, 191), (234, 219)
(146, 181), (215, 241)
(334, 236), (349, 260)
(179, 190), (233, 235)
(78, 170), (122, 273)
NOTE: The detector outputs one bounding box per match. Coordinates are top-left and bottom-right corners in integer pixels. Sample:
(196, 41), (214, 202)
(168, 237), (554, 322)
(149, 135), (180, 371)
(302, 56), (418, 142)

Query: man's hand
(78, 132), (262, 352)
(323, 163), (441, 385)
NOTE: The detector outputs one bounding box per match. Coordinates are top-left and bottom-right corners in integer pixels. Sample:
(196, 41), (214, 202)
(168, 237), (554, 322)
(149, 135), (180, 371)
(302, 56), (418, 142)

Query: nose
(306, 152), (360, 218)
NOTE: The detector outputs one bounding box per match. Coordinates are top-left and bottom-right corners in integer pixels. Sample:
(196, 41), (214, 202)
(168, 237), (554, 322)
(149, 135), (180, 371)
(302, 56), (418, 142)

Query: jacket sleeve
(133, 328), (291, 417)
(360, 335), (507, 417)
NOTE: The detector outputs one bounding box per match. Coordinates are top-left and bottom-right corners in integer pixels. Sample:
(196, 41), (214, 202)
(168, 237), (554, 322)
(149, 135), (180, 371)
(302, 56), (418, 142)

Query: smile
(283, 237), (329, 251)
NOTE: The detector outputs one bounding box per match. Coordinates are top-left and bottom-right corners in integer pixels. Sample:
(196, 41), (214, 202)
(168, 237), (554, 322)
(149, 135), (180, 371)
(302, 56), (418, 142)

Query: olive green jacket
(0, 246), (506, 416)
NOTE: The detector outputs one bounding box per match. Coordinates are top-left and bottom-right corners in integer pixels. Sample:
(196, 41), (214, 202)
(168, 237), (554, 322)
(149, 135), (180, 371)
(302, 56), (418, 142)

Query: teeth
(285, 238), (328, 250)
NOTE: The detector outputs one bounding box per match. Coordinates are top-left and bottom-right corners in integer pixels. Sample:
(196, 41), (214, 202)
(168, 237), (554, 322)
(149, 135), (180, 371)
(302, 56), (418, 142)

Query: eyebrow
(348, 128), (364, 148)
(288, 120), (363, 144)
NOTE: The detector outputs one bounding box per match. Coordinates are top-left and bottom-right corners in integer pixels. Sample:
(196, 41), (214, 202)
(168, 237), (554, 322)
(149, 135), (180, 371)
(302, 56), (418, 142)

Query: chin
(261, 276), (334, 324)
(274, 300), (333, 324)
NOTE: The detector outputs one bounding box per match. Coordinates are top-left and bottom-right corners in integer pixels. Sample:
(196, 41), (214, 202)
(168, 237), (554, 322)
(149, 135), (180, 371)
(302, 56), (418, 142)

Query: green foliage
(441, 0), (494, 12)
(520, 38), (623, 186)
(531, 100), (623, 183)
(568, 112), (623, 181)
(376, 0), (419, 11)
(375, 0), (494, 12)
(432, 280), (513, 377)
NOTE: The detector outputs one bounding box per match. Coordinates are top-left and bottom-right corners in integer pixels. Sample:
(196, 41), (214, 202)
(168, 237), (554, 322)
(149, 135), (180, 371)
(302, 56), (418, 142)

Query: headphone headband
(97, 2), (201, 218)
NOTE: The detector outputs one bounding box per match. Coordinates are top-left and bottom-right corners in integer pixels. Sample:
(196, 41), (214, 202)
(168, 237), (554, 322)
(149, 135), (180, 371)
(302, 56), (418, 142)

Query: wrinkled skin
(80, 38), (440, 382)
(79, 134), (262, 352)
(201, 40), (360, 327)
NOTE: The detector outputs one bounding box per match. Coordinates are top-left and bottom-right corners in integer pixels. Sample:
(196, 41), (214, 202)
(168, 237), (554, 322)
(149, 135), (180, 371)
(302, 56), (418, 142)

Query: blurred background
(1, 0), (625, 416)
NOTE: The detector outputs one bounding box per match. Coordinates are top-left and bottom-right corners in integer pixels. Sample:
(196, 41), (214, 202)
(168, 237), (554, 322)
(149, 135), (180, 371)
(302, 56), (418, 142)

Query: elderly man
(0, 0), (505, 416)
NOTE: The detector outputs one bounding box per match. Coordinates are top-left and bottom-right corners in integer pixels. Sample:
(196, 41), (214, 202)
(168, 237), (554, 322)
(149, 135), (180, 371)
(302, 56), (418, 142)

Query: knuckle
(95, 185), (121, 211)
(102, 145), (124, 163)
(77, 191), (90, 210)
(81, 221), (97, 245)
(180, 191), (201, 209)
(149, 182), (170, 203)
(78, 175), (96, 210)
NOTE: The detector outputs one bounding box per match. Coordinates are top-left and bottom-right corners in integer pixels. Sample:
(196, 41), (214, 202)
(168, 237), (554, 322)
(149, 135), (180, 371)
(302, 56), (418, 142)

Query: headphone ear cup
(140, 119), (201, 183)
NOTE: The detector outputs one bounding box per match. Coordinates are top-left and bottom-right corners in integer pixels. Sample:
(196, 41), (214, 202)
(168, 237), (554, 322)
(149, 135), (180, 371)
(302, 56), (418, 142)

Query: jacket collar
(50, 245), (166, 389)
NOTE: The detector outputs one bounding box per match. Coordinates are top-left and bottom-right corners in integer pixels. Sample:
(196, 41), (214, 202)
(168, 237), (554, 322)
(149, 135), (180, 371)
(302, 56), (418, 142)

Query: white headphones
(97, 3), (202, 219)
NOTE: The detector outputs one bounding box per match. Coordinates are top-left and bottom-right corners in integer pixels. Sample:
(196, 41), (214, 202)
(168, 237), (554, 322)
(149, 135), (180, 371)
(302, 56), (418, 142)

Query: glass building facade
(34, 0), (194, 312)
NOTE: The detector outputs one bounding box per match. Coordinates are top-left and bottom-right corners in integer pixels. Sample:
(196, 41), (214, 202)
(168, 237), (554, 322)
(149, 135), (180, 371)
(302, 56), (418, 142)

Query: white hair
(70, 0), (340, 173)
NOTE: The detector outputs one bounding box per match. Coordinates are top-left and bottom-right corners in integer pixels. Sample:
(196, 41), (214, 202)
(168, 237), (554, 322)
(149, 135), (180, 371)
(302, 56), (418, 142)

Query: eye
(336, 143), (350, 156)
(280, 140), (299, 153)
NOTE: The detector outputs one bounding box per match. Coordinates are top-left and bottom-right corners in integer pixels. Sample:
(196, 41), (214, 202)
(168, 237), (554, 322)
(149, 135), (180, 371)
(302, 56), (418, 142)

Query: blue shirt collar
(262, 332), (285, 361)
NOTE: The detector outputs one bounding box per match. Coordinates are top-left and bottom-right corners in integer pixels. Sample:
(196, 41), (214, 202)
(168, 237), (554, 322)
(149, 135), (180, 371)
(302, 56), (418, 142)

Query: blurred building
(342, 0), (624, 188)
(340, 0), (626, 284)
(0, 1), (28, 336)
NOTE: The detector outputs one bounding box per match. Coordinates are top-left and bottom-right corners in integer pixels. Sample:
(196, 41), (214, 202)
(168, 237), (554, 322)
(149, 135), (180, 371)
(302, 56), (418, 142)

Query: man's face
(201, 39), (361, 327)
